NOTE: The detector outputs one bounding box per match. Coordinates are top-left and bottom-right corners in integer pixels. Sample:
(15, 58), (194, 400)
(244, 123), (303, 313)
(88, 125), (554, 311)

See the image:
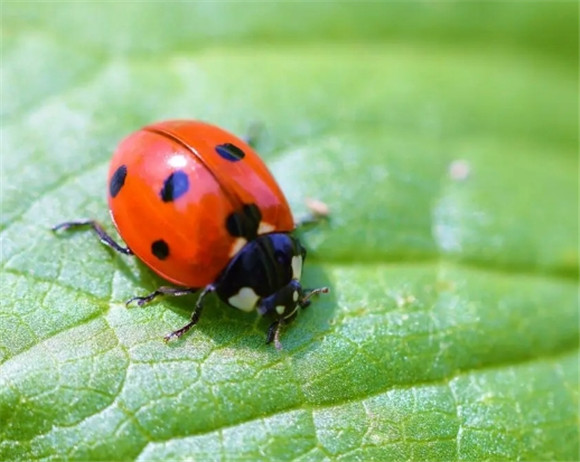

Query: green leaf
(1, 4), (578, 461)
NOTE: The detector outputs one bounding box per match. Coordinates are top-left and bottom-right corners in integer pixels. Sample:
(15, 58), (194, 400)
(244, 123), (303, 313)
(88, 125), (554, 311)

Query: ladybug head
(256, 278), (304, 318)
(215, 233), (307, 314)
(215, 232), (328, 347)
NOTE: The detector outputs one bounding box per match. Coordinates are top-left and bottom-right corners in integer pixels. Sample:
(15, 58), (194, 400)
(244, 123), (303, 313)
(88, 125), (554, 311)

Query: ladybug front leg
(266, 320), (284, 350)
(127, 285), (215, 342)
(299, 287), (330, 309)
(162, 284), (216, 342)
(263, 284), (329, 350)
(52, 220), (132, 255)
(266, 310), (299, 351)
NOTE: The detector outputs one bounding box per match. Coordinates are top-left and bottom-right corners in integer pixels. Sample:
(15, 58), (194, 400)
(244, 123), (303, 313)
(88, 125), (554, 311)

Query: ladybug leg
(299, 287), (330, 309)
(257, 279), (329, 350)
(52, 220), (132, 255)
(163, 284), (216, 342)
(266, 320), (283, 350)
(266, 308), (301, 350)
(125, 286), (198, 307)
(265, 286), (329, 350)
(261, 280), (329, 350)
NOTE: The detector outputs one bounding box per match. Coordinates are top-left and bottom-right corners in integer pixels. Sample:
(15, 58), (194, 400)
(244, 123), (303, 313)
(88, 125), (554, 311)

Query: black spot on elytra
(216, 143), (245, 162)
(160, 170), (189, 202)
(109, 165), (127, 198)
(151, 239), (169, 260)
(226, 204), (262, 240)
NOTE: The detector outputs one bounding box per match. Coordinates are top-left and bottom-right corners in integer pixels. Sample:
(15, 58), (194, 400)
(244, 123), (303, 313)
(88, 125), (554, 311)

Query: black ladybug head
(215, 233), (305, 313)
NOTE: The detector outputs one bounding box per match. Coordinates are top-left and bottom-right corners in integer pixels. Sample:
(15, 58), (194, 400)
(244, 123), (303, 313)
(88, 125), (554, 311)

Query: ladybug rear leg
(52, 220), (132, 255)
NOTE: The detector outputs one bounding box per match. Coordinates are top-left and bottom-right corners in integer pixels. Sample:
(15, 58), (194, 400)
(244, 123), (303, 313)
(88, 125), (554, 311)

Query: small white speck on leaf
(449, 159), (470, 181)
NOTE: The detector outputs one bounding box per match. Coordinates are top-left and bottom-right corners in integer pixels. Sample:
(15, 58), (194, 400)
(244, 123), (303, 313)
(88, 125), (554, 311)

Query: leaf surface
(1, 4), (578, 461)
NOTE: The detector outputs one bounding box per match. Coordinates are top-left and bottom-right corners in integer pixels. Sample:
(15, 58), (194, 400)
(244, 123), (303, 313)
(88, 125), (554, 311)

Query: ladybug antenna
(300, 286), (329, 307)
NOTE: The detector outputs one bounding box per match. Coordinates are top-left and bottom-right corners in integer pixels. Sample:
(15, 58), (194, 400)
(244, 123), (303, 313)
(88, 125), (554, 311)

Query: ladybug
(53, 120), (328, 349)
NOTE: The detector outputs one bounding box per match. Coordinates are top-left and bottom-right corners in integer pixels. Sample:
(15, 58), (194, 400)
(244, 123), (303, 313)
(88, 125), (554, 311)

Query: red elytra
(107, 120), (295, 287)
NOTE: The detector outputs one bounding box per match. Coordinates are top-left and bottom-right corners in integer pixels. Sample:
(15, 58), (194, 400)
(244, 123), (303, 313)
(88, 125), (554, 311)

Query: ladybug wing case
(107, 120), (294, 288)
(147, 120), (295, 235)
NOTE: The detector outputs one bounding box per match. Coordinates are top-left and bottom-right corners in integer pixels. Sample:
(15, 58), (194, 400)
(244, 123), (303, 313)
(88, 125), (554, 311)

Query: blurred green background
(1, 3), (578, 461)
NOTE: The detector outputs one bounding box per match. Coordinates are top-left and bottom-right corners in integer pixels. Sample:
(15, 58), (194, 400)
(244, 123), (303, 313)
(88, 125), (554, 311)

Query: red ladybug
(53, 120), (328, 349)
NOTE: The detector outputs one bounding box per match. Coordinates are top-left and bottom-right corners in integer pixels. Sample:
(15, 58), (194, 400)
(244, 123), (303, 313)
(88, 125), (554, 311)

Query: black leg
(52, 220), (132, 255)
(266, 320), (284, 350)
(126, 286), (198, 307)
(266, 321), (277, 344)
(263, 282), (329, 350)
(163, 284), (215, 342)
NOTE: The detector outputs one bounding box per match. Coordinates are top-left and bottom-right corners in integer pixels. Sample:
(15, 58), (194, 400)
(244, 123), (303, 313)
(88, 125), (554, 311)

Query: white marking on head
(291, 255), (303, 280)
(228, 287), (259, 312)
(292, 291), (299, 302)
(228, 237), (247, 257)
(258, 221), (275, 234)
(275, 305), (285, 315)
